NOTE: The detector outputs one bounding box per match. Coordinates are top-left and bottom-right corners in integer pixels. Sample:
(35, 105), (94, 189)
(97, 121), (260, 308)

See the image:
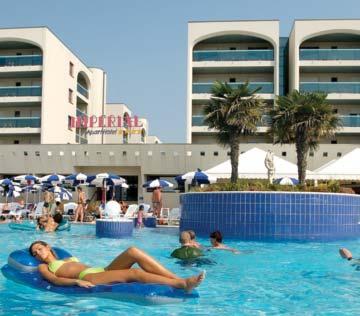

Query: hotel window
(35, 151), (40, 156)
(337, 152), (342, 157)
(213, 151), (219, 156)
(24, 151), (28, 156)
(68, 89), (73, 104)
(281, 152), (287, 157)
(15, 82), (21, 87)
(229, 78), (236, 83)
(331, 140), (337, 144)
(229, 47), (236, 50)
(14, 111), (20, 117)
(69, 62), (74, 77)
(68, 115), (72, 130)
(227, 151), (230, 156)
(13, 140), (19, 144)
(323, 152), (328, 157)
(16, 52), (22, 56)
(309, 152), (314, 157)
(200, 151), (205, 156)
(331, 46), (338, 49)
(333, 109), (338, 114)
(331, 77), (338, 82)
(122, 151), (127, 156)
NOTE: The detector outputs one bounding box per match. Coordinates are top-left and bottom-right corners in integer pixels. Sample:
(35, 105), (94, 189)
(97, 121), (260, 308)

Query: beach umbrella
(88, 173), (126, 187)
(0, 178), (13, 186)
(175, 168), (217, 185)
(13, 174), (39, 185)
(142, 179), (174, 189)
(40, 174), (65, 185)
(64, 173), (88, 186)
(88, 173), (126, 204)
(273, 177), (299, 186)
(48, 186), (73, 201)
(7, 184), (21, 199)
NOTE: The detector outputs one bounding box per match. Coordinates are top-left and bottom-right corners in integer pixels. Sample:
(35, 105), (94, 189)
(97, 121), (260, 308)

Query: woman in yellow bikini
(29, 241), (205, 291)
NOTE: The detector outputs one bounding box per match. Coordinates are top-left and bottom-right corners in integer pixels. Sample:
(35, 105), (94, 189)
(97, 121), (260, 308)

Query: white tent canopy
(311, 148), (360, 180)
(205, 147), (313, 179)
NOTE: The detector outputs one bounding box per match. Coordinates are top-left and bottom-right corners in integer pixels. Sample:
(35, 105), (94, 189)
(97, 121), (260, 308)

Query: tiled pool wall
(180, 192), (360, 241)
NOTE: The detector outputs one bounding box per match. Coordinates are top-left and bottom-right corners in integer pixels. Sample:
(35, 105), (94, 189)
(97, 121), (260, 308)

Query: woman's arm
(38, 264), (94, 288)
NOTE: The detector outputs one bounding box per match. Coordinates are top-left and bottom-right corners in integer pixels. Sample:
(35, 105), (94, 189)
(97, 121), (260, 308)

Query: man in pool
(210, 231), (240, 254)
(29, 241), (205, 291)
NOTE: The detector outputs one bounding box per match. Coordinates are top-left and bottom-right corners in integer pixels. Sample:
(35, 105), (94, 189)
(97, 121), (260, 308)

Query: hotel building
(0, 27), (157, 145)
(1, 21), (360, 207)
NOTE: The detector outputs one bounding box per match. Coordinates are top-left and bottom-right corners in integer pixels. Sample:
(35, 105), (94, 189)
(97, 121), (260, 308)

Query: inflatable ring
(9, 219), (71, 232)
(1, 248), (199, 304)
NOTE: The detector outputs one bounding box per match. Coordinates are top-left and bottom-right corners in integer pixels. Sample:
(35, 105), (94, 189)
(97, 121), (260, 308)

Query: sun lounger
(124, 204), (138, 218)
(168, 208), (181, 225)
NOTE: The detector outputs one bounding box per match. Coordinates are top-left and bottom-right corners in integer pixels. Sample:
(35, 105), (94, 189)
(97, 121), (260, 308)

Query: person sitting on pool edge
(171, 231), (203, 260)
(29, 240), (205, 291)
(210, 231), (239, 254)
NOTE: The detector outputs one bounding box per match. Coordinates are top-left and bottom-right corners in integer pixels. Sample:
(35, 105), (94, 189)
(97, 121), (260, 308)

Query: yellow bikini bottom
(78, 267), (105, 280)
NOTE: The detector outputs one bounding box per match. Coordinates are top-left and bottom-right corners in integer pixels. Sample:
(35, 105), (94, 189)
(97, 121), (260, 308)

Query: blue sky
(1, 0), (359, 142)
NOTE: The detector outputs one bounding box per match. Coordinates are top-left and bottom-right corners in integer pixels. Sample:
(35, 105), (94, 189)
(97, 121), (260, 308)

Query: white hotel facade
(1, 21), (360, 206)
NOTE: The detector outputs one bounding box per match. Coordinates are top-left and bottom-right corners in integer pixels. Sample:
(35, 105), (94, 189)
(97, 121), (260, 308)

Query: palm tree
(203, 81), (266, 183)
(269, 90), (341, 185)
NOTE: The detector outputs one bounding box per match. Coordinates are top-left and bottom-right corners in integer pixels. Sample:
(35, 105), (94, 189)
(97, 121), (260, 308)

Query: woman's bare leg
(79, 206), (84, 222)
(85, 269), (205, 291)
(106, 247), (178, 279)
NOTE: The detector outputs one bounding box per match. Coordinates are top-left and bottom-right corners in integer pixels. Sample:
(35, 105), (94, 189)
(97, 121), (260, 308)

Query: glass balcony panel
(300, 82), (360, 94)
(0, 117), (40, 128)
(192, 115), (271, 127)
(76, 109), (87, 117)
(0, 86), (42, 97)
(0, 55), (43, 67)
(341, 115), (360, 127)
(77, 83), (89, 98)
(300, 49), (360, 60)
(193, 82), (274, 94)
(193, 50), (274, 61)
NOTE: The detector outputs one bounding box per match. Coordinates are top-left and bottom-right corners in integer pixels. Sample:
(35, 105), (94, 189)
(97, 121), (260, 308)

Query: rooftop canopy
(205, 147), (313, 179)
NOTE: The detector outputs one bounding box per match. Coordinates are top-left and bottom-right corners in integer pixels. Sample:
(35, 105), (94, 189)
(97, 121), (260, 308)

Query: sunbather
(29, 241), (205, 291)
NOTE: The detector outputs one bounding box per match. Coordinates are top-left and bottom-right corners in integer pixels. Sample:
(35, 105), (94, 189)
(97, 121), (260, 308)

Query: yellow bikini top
(48, 257), (79, 274)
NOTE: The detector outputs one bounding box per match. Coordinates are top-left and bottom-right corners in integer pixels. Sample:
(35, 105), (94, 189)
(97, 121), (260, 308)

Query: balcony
(300, 82), (360, 94)
(193, 82), (274, 94)
(193, 50), (274, 62)
(300, 49), (360, 60)
(76, 133), (88, 144)
(0, 117), (40, 128)
(0, 86), (42, 97)
(192, 115), (271, 129)
(76, 108), (87, 118)
(77, 83), (88, 99)
(341, 115), (360, 127)
(0, 55), (42, 67)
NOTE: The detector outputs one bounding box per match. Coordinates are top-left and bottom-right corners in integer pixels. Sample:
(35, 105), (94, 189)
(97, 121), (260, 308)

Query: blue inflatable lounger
(8, 220), (71, 232)
(1, 248), (199, 304)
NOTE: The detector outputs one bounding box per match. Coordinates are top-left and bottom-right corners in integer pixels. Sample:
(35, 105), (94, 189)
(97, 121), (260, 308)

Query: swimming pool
(1, 224), (360, 315)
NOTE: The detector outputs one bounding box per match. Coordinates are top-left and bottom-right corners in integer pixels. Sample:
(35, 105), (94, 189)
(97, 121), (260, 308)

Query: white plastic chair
(158, 207), (170, 225)
(168, 208), (181, 225)
(33, 202), (44, 218)
(124, 204), (138, 218)
(64, 202), (78, 215)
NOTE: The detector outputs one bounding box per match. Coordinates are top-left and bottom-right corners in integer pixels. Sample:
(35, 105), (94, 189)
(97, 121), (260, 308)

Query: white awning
(205, 147), (313, 179)
(310, 148), (360, 180)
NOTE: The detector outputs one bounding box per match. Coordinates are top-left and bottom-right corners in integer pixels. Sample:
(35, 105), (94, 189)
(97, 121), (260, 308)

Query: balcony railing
(300, 82), (360, 94)
(193, 49), (274, 62)
(0, 86), (42, 97)
(192, 115), (271, 127)
(193, 82), (274, 94)
(76, 108), (87, 118)
(0, 55), (43, 67)
(0, 117), (41, 128)
(300, 49), (360, 60)
(341, 115), (360, 127)
(77, 83), (89, 98)
(192, 114), (360, 128)
(76, 133), (88, 144)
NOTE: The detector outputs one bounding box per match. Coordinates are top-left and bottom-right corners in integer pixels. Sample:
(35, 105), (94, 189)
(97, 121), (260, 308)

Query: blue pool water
(1, 224), (360, 315)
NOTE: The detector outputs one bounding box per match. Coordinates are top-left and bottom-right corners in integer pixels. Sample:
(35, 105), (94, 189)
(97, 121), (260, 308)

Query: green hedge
(191, 179), (355, 194)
